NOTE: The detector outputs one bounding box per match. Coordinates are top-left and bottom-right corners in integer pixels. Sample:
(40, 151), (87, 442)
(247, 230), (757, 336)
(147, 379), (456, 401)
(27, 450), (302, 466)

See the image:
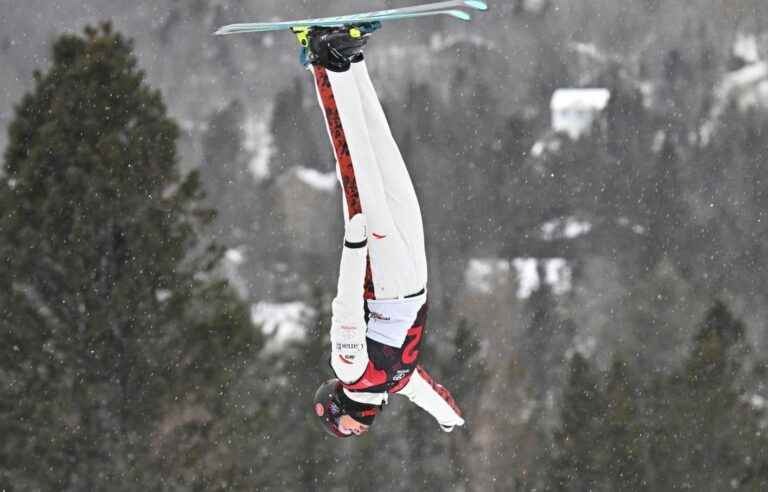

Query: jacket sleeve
(397, 366), (465, 429)
(330, 214), (370, 384)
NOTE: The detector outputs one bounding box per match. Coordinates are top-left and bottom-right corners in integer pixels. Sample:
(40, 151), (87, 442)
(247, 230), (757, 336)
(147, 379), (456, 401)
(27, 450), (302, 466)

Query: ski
(214, 0), (488, 36)
(216, 11), (469, 35)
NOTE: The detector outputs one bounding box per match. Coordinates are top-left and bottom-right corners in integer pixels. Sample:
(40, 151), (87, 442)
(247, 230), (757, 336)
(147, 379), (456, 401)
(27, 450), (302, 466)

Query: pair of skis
(214, 0), (488, 36)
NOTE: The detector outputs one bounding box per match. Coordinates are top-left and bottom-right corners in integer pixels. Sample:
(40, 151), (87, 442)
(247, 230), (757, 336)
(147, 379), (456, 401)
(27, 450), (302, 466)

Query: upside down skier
(302, 25), (465, 437)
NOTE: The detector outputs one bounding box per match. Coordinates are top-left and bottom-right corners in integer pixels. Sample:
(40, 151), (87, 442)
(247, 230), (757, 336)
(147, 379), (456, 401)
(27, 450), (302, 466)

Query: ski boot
(295, 22), (381, 72)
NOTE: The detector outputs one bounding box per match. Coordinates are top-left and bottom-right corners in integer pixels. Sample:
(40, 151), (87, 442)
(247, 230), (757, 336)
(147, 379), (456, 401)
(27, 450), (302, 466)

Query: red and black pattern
(313, 65), (376, 300)
(415, 365), (463, 417)
(342, 302), (428, 394)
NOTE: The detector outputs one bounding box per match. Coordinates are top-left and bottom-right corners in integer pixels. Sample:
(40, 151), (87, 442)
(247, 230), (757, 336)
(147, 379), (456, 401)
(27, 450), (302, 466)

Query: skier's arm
(330, 214), (369, 383)
(397, 366), (465, 430)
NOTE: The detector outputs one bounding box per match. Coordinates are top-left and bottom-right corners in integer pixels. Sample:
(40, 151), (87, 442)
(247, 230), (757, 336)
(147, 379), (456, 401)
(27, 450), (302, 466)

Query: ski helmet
(313, 379), (380, 438)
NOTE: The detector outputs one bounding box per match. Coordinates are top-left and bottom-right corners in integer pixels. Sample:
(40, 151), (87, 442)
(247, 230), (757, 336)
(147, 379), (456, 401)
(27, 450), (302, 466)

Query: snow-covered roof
(733, 33), (760, 64)
(551, 88), (610, 112)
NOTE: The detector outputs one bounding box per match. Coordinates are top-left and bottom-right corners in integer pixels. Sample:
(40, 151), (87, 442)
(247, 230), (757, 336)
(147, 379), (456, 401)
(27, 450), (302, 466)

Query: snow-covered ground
(465, 257), (572, 299)
(294, 167), (337, 191)
(540, 217), (592, 241)
(747, 393), (767, 411)
(221, 248), (249, 299)
(465, 258), (511, 295)
(251, 301), (313, 352)
(616, 216), (646, 235)
(243, 112), (274, 180)
(700, 36), (768, 145)
(428, 32), (498, 53)
(530, 137), (561, 158)
(565, 333), (597, 360)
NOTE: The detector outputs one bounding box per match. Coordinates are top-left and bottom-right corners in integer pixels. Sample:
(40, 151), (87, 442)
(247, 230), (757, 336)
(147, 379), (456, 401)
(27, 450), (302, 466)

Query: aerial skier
(302, 26), (466, 437)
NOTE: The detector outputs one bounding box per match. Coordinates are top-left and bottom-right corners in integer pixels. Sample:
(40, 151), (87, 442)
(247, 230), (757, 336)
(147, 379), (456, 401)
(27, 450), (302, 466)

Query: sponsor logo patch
(369, 311), (391, 321)
(336, 342), (361, 350)
(392, 369), (410, 381)
(338, 354), (355, 365)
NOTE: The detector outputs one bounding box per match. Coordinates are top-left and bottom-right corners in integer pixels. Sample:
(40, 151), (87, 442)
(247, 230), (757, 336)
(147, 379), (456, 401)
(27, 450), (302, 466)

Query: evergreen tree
(253, 287), (343, 490)
(642, 134), (684, 266)
(270, 77), (324, 174)
(690, 106), (768, 299)
(0, 23), (260, 490)
(686, 301), (745, 386)
(547, 353), (607, 491)
(603, 356), (646, 490)
(648, 301), (757, 490)
(623, 259), (703, 374)
(199, 100), (258, 246)
(445, 318), (490, 488)
(396, 316), (452, 491)
(737, 357), (768, 490)
(521, 282), (572, 400)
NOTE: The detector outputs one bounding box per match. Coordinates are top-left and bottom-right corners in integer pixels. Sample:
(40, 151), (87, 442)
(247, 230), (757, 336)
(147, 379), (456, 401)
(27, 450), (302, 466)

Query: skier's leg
(349, 60), (427, 288)
(312, 65), (422, 299)
(397, 366), (465, 430)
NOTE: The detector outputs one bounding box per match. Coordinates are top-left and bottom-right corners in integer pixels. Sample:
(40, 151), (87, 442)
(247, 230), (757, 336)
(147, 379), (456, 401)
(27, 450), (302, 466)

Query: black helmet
(313, 379), (380, 438)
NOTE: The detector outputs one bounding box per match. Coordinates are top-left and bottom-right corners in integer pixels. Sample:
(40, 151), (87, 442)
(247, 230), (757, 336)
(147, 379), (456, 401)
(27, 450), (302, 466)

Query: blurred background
(2, 0), (768, 490)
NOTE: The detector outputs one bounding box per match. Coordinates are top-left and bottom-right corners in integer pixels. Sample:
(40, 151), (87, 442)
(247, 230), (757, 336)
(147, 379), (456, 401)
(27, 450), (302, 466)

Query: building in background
(550, 88), (611, 140)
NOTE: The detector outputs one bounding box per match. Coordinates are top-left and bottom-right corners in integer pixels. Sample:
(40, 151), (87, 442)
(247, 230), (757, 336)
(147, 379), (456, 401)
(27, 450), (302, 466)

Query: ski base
(214, 0), (488, 36)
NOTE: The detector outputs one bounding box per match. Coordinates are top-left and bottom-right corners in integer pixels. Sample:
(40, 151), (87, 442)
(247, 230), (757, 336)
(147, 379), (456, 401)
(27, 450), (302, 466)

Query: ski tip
(447, 10), (472, 21)
(464, 0), (489, 11)
(214, 25), (258, 35)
